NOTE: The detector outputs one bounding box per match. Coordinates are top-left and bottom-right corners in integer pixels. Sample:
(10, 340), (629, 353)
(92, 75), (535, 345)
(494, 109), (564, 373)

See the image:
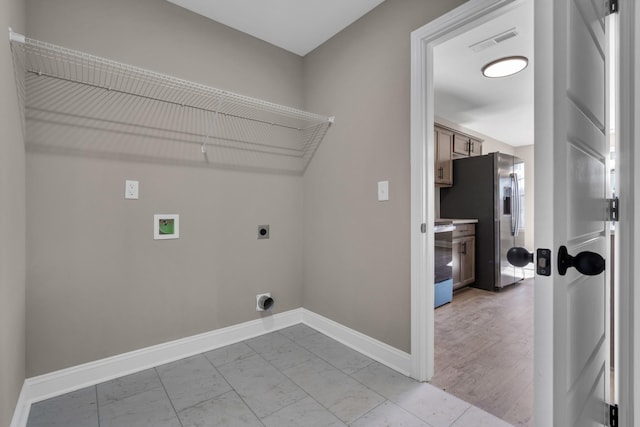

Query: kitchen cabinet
(452, 223), (475, 290)
(453, 134), (470, 156)
(435, 124), (483, 187)
(453, 133), (483, 157)
(469, 138), (482, 156)
(435, 127), (453, 186)
(436, 123), (483, 162)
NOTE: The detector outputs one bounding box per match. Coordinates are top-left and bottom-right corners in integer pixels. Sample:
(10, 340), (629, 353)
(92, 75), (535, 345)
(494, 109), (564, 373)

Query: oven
(434, 221), (455, 307)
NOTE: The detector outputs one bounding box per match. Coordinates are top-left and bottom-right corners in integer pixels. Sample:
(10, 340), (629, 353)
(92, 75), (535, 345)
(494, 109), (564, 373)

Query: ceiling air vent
(469, 28), (519, 53)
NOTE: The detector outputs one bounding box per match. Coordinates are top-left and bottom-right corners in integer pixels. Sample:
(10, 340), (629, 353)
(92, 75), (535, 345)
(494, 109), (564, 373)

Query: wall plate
(154, 214), (179, 240)
(257, 225), (269, 239)
(256, 293), (273, 311)
(125, 180), (139, 199)
(378, 180), (389, 201)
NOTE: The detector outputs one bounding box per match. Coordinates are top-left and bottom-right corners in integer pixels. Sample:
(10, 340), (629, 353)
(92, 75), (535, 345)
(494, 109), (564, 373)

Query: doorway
(430, 0), (534, 424)
(409, 0), (534, 382)
(410, 0), (624, 424)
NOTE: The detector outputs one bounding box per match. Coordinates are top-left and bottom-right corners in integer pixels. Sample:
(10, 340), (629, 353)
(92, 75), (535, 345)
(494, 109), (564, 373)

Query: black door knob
(557, 245), (605, 276)
(507, 247), (534, 267)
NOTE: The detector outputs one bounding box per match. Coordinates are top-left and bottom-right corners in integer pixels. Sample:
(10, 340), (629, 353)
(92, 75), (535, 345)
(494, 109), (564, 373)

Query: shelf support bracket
(202, 94), (224, 156)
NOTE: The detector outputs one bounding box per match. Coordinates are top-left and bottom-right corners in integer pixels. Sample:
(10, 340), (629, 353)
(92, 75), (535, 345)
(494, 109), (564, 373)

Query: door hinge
(608, 197), (619, 222)
(608, 0), (619, 14)
(421, 223), (427, 233)
(608, 403), (619, 427)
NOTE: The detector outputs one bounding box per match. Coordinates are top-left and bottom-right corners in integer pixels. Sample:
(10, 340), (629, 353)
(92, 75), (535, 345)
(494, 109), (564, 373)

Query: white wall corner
(9, 383), (31, 427)
(301, 309), (411, 376)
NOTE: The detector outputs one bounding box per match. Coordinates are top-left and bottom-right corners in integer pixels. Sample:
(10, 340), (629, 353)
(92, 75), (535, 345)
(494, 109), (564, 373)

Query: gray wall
(25, 0), (305, 376)
(0, 0), (26, 423)
(23, 0), (469, 378)
(302, 0), (466, 353)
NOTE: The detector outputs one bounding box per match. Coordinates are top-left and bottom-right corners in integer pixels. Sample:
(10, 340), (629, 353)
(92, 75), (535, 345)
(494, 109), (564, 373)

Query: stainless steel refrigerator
(440, 152), (525, 291)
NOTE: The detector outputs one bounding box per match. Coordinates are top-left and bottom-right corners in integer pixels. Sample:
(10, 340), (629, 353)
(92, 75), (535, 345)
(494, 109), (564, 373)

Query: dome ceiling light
(482, 56), (528, 78)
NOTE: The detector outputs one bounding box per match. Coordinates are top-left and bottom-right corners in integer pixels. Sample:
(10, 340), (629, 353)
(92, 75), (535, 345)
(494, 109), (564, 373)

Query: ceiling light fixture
(482, 56), (528, 78)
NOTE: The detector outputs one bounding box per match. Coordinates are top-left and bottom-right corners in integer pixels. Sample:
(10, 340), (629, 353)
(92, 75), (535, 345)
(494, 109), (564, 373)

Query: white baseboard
(301, 309), (411, 376)
(13, 307), (410, 427)
(26, 308), (303, 405)
(9, 383), (30, 427)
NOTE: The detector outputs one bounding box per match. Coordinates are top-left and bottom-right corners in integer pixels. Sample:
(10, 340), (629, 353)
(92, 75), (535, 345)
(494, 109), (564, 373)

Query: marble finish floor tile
(390, 382), (473, 427)
(177, 390), (262, 427)
(278, 323), (319, 342)
(156, 354), (232, 412)
(204, 342), (256, 368)
(97, 369), (181, 427)
(245, 331), (316, 372)
(26, 323), (515, 427)
(261, 396), (346, 427)
(351, 361), (423, 400)
(97, 369), (163, 405)
(98, 387), (181, 427)
(342, 360), (474, 427)
(296, 332), (374, 374)
(26, 386), (98, 427)
(351, 401), (430, 427)
(216, 353), (307, 418)
(284, 357), (385, 424)
(451, 406), (515, 427)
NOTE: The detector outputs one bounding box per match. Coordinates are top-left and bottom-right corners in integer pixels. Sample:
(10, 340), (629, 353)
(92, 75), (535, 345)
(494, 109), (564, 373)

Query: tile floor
(26, 324), (513, 427)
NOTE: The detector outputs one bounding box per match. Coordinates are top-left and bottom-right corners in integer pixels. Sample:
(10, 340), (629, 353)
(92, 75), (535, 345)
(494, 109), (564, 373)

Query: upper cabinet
(469, 137), (483, 156)
(452, 132), (483, 158)
(435, 126), (454, 186)
(434, 123), (483, 187)
(453, 134), (470, 156)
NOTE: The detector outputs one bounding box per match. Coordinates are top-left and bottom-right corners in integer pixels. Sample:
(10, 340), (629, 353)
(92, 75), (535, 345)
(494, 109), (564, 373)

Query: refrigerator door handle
(510, 174), (516, 236)
(513, 173), (520, 236)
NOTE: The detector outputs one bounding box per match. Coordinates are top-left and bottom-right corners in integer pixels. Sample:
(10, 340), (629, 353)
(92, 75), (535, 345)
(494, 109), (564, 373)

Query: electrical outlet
(125, 180), (139, 200)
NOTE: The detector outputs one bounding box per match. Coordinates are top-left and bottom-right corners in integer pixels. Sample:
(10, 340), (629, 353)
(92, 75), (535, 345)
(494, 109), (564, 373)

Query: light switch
(378, 180), (389, 201)
(125, 180), (139, 200)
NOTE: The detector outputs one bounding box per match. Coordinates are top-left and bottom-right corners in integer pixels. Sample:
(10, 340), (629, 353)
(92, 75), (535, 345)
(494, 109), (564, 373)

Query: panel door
(535, 0), (610, 425)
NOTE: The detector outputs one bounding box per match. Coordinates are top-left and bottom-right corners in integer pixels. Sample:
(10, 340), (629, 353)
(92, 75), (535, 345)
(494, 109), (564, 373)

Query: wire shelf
(9, 30), (333, 173)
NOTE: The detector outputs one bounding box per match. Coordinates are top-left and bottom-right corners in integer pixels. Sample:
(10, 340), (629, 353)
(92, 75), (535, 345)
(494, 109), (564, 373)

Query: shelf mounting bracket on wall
(201, 95), (225, 157)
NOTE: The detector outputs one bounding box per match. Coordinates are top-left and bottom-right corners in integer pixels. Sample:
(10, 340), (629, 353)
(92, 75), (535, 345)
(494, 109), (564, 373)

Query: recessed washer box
(154, 214), (179, 240)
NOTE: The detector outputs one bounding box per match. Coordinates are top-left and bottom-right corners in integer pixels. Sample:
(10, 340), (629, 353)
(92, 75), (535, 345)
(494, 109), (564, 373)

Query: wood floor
(432, 278), (534, 426)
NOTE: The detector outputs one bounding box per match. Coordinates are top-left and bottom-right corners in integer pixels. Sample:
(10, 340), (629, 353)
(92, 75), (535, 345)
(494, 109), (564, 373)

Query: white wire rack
(9, 30), (333, 173)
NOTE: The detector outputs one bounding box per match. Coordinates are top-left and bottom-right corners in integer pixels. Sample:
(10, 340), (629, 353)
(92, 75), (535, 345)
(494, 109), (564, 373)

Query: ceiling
(166, 0), (533, 147)
(166, 0), (385, 56)
(434, 0), (534, 147)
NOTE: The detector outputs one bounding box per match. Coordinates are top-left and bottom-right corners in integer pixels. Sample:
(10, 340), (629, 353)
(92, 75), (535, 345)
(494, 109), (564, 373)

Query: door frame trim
(409, 0), (524, 381)
(616, 0), (637, 425)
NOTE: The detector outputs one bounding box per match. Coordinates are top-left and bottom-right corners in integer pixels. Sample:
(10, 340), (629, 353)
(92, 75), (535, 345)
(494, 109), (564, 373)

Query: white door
(534, 0), (611, 425)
